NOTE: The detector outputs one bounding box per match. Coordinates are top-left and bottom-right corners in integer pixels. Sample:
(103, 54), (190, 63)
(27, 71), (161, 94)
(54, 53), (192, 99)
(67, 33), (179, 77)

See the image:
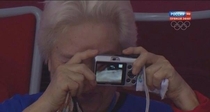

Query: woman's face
(48, 22), (122, 111)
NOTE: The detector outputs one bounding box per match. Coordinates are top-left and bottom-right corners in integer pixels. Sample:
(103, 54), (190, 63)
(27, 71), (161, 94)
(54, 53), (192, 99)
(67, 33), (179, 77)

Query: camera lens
(112, 58), (116, 60)
(128, 70), (135, 78)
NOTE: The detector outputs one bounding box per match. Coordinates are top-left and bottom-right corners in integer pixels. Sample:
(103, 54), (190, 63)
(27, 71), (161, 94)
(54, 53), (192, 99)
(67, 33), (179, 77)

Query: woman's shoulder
(115, 92), (173, 112)
(0, 92), (43, 112)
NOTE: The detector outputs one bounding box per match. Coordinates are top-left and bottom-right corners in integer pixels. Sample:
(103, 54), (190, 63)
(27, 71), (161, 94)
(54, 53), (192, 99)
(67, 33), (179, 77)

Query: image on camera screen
(96, 62), (124, 83)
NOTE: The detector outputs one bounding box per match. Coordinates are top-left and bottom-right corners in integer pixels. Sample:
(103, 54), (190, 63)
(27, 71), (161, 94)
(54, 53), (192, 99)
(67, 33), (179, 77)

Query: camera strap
(136, 66), (169, 112)
(143, 67), (150, 112)
(57, 93), (83, 112)
(136, 66), (150, 112)
(72, 97), (83, 112)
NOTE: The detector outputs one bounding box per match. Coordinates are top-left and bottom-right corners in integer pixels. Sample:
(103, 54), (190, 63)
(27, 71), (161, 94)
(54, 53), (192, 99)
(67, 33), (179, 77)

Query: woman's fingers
(67, 64), (96, 86)
(67, 49), (98, 65)
(123, 46), (147, 54)
(145, 62), (162, 90)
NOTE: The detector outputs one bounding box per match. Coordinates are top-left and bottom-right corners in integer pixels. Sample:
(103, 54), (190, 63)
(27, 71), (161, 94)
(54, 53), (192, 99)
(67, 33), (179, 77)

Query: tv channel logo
(169, 11), (191, 21)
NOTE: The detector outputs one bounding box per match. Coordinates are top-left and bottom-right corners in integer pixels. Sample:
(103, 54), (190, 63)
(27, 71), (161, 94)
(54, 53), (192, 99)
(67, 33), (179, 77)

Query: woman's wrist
(172, 84), (199, 111)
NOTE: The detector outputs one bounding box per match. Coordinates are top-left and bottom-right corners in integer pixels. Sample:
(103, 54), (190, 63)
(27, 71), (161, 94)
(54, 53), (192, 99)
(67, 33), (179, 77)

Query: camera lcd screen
(95, 62), (126, 85)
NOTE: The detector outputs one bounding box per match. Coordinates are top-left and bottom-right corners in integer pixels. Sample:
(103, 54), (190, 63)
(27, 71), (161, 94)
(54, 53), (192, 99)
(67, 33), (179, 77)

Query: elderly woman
(1, 1), (210, 112)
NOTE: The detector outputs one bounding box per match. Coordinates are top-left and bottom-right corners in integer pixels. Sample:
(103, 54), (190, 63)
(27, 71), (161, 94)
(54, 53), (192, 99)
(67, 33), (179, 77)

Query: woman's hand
(123, 46), (199, 111)
(23, 49), (98, 112)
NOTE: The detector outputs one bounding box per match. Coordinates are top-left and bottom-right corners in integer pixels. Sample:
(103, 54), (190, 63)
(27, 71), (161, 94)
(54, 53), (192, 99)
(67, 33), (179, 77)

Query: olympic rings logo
(170, 21), (191, 30)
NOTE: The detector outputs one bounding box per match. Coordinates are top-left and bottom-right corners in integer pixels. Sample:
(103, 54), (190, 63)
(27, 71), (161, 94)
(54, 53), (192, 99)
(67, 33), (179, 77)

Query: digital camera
(94, 55), (144, 86)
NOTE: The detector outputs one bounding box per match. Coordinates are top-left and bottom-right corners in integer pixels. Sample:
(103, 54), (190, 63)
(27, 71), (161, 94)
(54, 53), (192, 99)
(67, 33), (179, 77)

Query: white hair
(38, 0), (137, 61)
